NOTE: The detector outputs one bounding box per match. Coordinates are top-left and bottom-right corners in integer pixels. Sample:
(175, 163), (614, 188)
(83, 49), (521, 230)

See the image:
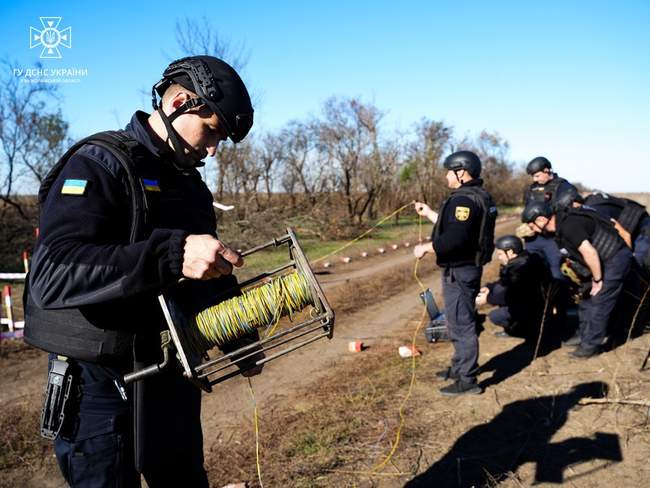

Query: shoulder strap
(39, 131), (148, 243)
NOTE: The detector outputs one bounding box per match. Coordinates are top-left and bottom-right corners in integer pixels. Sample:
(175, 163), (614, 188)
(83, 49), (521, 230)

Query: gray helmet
(522, 201), (553, 223)
(443, 151), (482, 178)
(552, 186), (583, 212)
(526, 156), (552, 175)
(495, 235), (524, 254)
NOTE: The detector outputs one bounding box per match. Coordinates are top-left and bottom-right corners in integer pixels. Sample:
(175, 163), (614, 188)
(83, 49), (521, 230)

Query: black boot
(439, 380), (482, 396)
(435, 368), (459, 381)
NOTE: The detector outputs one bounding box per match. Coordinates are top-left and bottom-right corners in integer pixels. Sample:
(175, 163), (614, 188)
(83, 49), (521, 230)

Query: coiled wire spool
(187, 271), (315, 354)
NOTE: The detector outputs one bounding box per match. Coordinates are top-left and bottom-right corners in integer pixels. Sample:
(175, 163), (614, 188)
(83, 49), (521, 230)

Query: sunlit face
(445, 169), (462, 189)
(173, 106), (228, 161)
(496, 249), (509, 265)
(532, 169), (553, 185)
(166, 91), (228, 161)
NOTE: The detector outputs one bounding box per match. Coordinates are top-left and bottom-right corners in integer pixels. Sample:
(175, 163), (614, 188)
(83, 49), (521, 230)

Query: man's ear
(170, 91), (190, 110)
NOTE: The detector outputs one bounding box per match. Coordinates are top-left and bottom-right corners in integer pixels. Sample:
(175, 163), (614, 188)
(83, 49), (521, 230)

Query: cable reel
(123, 228), (335, 391)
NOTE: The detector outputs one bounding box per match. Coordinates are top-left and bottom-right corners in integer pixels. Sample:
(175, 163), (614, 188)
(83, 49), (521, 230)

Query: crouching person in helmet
(522, 195), (633, 358)
(413, 151), (497, 396)
(24, 56), (259, 487)
(476, 235), (551, 340)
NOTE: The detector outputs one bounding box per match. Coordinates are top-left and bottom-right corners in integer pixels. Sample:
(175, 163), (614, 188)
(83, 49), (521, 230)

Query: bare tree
(462, 130), (524, 205)
(259, 132), (283, 206)
(317, 97), (386, 224)
(174, 17), (250, 72)
(401, 118), (453, 207)
(0, 61), (69, 218)
(279, 121), (327, 209)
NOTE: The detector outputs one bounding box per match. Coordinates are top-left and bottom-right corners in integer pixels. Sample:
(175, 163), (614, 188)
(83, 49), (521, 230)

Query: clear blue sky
(3, 0), (649, 191)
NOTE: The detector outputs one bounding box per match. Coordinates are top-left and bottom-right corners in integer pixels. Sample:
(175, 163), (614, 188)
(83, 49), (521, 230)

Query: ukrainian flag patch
(61, 179), (87, 195)
(142, 178), (161, 192)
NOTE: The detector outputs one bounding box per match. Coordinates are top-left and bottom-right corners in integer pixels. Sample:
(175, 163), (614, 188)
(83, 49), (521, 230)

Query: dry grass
(205, 343), (429, 487)
(0, 401), (53, 477)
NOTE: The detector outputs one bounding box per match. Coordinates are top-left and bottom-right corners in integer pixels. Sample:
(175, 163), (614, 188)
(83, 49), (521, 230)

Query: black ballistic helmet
(552, 186), (583, 212)
(443, 151), (482, 178)
(495, 235), (524, 254)
(152, 56), (254, 168)
(522, 201), (553, 223)
(526, 156), (552, 175)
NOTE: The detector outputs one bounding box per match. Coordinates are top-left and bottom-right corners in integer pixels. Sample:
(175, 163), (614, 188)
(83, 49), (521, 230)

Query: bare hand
(414, 201), (432, 217)
(476, 288), (489, 306)
(182, 235), (244, 280)
(516, 223), (535, 238)
(590, 280), (603, 296)
(413, 243), (429, 259)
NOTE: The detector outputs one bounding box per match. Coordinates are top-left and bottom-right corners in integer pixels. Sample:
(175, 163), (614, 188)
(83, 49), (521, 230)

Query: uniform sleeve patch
(454, 206), (470, 221)
(142, 178), (161, 192)
(61, 179), (87, 195)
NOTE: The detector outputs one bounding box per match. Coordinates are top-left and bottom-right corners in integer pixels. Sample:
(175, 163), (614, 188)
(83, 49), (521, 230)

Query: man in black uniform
(522, 197), (633, 357)
(414, 151), (497, 395)
(24, 56), (257, 487)
(476, 235), (551, 339)
(521, 156), (576, 280)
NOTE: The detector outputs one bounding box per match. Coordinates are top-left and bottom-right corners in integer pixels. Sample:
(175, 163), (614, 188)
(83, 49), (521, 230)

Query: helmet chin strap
(156, 99), (207, 170)
(454, 169), (464, 186)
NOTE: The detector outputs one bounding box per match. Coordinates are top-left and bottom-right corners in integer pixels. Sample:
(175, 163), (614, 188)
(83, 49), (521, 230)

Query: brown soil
(3, 218), (650, 488)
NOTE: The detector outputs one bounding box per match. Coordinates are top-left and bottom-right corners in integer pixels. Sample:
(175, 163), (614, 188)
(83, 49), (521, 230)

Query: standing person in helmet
(413, 151), (497, 395)
(24, 56), (258, 487)
(521, 156), (577, 280)
(476, 235), (551, 339)
(522, 197), (632, 358)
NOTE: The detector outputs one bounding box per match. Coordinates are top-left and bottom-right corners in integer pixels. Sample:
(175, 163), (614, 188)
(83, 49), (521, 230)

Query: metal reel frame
(127, 228), (335, 392)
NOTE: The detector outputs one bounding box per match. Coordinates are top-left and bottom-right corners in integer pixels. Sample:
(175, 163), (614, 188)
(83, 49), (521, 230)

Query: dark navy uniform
(25, 112), (242, 487)
(486, 251), (551, 338)
(523, 174), (575, 280)
(556, 208), (633, 351)
(433, 179), (495, 384)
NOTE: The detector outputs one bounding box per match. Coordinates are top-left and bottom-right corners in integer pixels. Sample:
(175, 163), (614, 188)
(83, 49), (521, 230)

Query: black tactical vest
(524, 175), (566, 205)
(434, 183), (498, 266)
(24, 131), (150, 364)
(556, 207), (624, 263)
(584, 192), (648, 235)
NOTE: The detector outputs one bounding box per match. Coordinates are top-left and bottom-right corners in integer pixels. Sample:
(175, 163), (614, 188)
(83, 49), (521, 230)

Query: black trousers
(578, 247), (632, 349)
(50, 357), (208, 488)
(441, 265), (482, 383)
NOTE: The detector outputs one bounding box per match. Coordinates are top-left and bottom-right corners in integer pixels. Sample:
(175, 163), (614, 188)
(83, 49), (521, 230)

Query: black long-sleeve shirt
(29, 111), (225, 333)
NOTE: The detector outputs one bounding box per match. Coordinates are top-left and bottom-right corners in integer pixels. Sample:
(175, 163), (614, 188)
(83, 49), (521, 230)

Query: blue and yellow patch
(142, 178), (161, 192)
(61, 179), (87, 195)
